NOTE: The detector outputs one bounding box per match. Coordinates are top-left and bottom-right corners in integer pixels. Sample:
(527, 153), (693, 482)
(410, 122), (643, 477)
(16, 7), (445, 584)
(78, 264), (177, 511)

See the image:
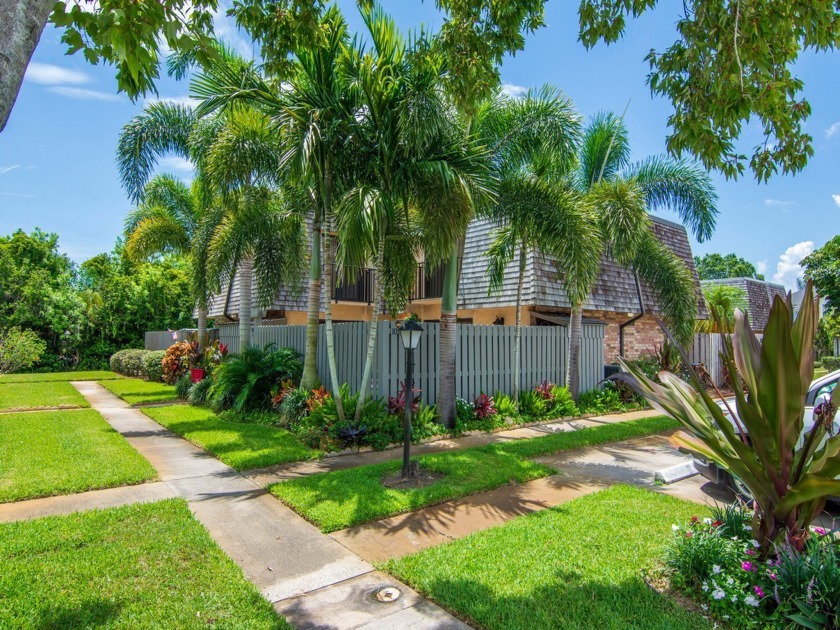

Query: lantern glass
(398, 321), (423, 349)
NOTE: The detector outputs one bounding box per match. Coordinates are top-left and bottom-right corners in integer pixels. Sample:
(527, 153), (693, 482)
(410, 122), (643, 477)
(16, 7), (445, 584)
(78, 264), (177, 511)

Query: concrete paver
(0, 482), (176, 523)
(64, 381), (464, 629)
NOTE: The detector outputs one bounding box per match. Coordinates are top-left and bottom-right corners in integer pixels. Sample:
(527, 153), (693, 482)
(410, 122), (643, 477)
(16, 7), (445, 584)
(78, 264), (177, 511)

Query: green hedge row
(110, 349), (166, 382)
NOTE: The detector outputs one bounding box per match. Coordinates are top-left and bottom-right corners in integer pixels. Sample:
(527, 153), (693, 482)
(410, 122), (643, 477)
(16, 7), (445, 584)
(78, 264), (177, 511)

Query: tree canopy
(694, 253), (764, 281)
(803, 235), (840, 314)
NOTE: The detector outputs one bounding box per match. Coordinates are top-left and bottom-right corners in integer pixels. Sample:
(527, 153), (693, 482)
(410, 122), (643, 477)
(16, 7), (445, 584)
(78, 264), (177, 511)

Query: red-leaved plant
(473, 393), (497, 419)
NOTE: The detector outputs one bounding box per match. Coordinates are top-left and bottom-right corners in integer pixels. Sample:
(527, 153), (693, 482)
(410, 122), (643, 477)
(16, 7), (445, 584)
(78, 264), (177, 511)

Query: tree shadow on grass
(393, 573), (707, 630)
(36, 599), (121, 629)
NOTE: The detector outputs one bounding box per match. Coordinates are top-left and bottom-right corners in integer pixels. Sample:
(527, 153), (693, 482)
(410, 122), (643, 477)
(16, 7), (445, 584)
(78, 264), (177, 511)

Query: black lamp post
(397, 319), (423, 478)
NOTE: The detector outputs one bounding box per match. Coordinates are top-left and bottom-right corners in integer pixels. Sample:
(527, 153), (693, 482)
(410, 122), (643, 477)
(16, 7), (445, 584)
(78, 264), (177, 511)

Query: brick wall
(586, 310), (666, 363)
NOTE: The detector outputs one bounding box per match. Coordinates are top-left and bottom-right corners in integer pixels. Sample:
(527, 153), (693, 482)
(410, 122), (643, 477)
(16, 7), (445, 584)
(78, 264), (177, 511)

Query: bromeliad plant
(619, 282), (840, 553)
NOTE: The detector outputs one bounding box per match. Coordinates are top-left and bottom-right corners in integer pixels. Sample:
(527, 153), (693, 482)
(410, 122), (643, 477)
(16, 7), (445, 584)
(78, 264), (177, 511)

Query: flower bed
(665, 503), (840, 628)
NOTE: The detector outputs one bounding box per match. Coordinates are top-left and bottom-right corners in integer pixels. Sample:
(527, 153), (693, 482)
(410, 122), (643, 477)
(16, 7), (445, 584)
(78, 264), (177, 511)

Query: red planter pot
(190, 368), (206, 384)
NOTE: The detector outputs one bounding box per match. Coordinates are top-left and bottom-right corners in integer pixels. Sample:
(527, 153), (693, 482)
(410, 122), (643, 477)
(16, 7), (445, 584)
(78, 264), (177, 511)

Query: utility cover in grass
(384, 485), (712, 630)
(0, 409), (156, 502)
(0, 499), (289, 628)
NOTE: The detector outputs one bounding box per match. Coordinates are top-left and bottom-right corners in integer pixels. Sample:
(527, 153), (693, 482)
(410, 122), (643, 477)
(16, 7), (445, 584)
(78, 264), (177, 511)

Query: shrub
(0, 327), (46, 374)
(109, 349), (147, 376)
(141, 350), (166, 382)
(175, 374), (192, 400)
(208, 345), (303, 412)
(473, 393), (496, 420)
(518, 390), (546, 419)
(162, 342), (191, 384)
(387, 381), (420, 418)
(821, 355), (840, 372)
(493, 392), (519, 420)
(544, 385), (578, 418)
(278, 388), (311, 428)
(455, 397), (475, 424)
(621, 282), (840, 552)
(188, 375), (214, 406)
(666, 505), (840, 628)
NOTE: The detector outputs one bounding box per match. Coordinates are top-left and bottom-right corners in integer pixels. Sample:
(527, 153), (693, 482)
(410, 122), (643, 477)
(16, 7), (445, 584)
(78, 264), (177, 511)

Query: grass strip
(0, 499), (289, 629)
(0, 370), (123, 383)
(0, 409), (156, 502)
(384, 485), (711, 630)
(270, 415), (679, 532)
(98, 378), (178, 405)
(0, 381), (90, 410)
(142, 405), (319, 471)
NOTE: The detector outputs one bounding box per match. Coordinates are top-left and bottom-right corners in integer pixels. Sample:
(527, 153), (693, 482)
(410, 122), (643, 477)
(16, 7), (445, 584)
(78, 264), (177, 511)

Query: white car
(692, 369), (840, 499)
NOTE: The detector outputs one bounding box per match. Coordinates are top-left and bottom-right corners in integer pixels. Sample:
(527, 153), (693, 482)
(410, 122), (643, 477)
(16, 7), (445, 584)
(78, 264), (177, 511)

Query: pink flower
(754, 585), (765, 598)
(742, 561), (755, 572)
(745, 549), (756, 556)
(691, 516), (699, 524)
(685, 531), (693, 539)
(814, 527), (826, 536)
(768, 572), (777, 581)
(713, 520), (723, 528)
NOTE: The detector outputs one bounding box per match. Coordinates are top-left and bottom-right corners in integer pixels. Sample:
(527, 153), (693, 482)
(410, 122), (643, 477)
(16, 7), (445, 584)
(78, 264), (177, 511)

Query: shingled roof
(458, 215), (707, 317)
(700, 277), (787, 331)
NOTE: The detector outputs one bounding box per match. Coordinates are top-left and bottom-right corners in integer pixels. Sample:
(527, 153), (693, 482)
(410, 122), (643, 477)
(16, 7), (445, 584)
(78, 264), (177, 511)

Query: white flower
(704, 517), (712, 525)
(732, 536), (740, 541)
(672, 524), (680, 531)
(744, 595), (760, 607)
(712, 589), (726, 601)
(750, 539), (760, 548)
(712, 565), (722, 574)
(726, 577), (734, 586)
(701, 604), (709, 611)
(731, 595), (738, 603)
(743, 525), (752, 531)
(702, 582), (709, 592)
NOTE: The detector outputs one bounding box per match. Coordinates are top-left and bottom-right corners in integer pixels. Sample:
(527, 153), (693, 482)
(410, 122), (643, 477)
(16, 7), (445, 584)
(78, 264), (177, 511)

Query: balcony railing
(410, 262), (445, 301)
(331, 262), (446, 304)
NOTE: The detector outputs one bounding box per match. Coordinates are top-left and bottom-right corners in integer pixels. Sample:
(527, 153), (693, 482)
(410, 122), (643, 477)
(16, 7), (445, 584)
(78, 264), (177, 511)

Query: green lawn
(0, 381), (90, 410)
(0, 370), (123, 383)
(0, 409), (156, 502)
(0, 499), (289, 629)
(98, 378), (178, 405)
(142, 405), (320, 471)
(384, 485), (711, 630)
(271, 415), (679, 532)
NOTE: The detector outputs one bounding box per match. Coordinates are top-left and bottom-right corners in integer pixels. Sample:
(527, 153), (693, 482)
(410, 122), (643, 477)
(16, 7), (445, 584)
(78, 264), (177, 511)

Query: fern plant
(208, 345), (303, 412)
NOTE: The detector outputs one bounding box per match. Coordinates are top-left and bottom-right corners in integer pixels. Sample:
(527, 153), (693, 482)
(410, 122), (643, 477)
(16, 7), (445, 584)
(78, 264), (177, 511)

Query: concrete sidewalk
(245, 408), (661, 487)
(55, 382), (470, 630)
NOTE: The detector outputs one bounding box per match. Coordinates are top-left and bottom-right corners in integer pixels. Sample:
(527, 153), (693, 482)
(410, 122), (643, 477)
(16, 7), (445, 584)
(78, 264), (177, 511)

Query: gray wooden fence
(216, 321), (605, 404)
(690, 332), (765, 387)
(144, 329), (219, 351)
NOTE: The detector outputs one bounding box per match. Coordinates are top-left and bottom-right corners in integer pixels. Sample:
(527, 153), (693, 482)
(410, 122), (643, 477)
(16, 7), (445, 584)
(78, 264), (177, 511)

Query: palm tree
(337, 3), (493, 421)
(484, 87), (600, 401)
(564, 112), (718, 397)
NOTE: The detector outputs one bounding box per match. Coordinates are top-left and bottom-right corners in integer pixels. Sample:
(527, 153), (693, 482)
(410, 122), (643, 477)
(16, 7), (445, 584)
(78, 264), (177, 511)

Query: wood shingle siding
(700, 277), (787, 332)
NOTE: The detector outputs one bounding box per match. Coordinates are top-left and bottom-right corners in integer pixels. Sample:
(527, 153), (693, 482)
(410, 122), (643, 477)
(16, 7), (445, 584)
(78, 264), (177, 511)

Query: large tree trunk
(437, 241), (460, 428)
(0, 0), (53, 133)
(566, 304), (582, 399)
(301, 214), (321, 390)
(513, 245), (525, 402)
(196, 306), (208, 350)
(355, 236), (385, 421)
(238, 256), (253, 351)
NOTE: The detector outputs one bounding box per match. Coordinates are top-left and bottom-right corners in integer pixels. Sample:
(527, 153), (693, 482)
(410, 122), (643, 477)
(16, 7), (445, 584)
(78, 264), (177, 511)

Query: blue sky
(0, 1), (837, 289)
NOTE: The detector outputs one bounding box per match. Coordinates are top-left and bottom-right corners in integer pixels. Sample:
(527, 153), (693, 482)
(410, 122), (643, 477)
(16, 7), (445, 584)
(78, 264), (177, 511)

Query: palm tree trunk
(438, 241), (459, 428)
(566, 304), (582, 399)
(322, 171), (346, 421)
(301, 214), (321, 390)
(196, 306), (208, 351)
(238, 256), (253, 351)
(355, 236), (385, 421)
(513, 245), (525, 402)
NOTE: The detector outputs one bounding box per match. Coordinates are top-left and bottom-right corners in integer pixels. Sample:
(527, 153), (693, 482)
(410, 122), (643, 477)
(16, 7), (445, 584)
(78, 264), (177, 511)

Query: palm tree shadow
(36, 599), (121, 629)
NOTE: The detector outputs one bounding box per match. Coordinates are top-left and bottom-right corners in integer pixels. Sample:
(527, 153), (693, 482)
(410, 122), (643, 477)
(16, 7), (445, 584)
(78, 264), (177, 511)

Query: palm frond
(587, 179), (650, 264)
(579, 111), (630, 189)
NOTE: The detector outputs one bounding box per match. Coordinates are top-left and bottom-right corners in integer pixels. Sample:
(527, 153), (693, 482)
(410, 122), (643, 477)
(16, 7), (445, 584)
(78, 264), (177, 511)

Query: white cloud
(144, 96), (200, 109)
(0, 165), (20, 174)
(0, 191), (36, 198)
(212, 3), (254, 59)
(25, 63), (90, 86)
(764, 198), (795, 208)
(501, 83), (528, 98)
(158, 156), (194, 172)
(833, 194), (840, 208)
(47, 86), (123, 102)
(773, 241), (814, 290)
(756, 260), (768, 276)
(826, 122), (840, 139)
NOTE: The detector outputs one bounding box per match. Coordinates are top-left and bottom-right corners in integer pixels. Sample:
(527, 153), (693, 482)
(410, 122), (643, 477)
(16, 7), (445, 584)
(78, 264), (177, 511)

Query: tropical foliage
(696, 284), (748, 333)
(695, 253), (765, 281)
(620, 283), (840, 553)
(0, 328), (46, 375)
(208, 345), (303, 412)
(803, 234), (840, 316)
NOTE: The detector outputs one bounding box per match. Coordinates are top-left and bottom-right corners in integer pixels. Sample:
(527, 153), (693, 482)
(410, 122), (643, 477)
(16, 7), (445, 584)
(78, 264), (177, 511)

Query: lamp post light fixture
(396, 318), (423, 478)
